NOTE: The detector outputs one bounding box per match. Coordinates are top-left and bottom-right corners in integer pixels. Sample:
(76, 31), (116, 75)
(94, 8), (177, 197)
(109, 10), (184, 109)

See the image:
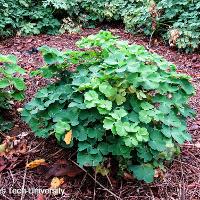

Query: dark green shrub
(1, 0), (200, 51)
(22, 31), (195, 182)
(0, 0), (60, 37)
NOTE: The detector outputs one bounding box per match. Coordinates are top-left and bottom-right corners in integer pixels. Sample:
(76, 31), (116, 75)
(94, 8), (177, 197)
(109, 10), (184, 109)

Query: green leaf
(103, 117), (115, 130)
(87, 127), (104, 141)
(129, 164), (155, 183)
(55, 121), (70, 135)
(136, 127), (149, 142)
(13, 78), (26, 91)
(110, 108), (127, 120)
(115, 94), (126, 105)
(39, 46), (64, 65)
(137, 146), (153, 162)
(0, 78), (10, 88)
(99, 82), (117, 98)
(73, 126), (88, 141)
(84, 90), (99, 108)
(77, 151), (103, 167)
(12, 92), (24, 101)
(97, 100), (112, 114)
(115, 121), (128, 136)
(149, 130), (167, 151)
(140, 102), (154, 110)
(139, 110), (152, 123)
(180, 79), (195, 95)
(123, 135), (138, 147)
(55, 120), (70, 141)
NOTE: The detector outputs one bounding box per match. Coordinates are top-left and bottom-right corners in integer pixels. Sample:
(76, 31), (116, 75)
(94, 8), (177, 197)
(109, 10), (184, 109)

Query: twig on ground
(72, 172), (88, 199)
(106, 175), (113, 189)
(69, 159), (122, 200)
(93, 171), (97, 200)
(20, 155), (29, 200)
(9, 169), (15, 185)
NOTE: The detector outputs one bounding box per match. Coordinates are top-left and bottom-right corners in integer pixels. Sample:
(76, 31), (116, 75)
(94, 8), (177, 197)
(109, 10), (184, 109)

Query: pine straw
(0, 27), (200, 200)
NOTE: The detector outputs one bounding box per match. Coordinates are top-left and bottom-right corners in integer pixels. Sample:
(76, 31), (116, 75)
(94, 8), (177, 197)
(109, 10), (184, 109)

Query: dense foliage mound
(0, 54), (26, 131)
(22, 31), (195, 182)
(0, 0), (200, 52)
(0, 0), (60, 36)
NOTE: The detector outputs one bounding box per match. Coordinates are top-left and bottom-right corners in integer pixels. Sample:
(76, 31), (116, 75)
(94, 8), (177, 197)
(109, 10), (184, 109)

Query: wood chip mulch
(0, 27), (200, 200)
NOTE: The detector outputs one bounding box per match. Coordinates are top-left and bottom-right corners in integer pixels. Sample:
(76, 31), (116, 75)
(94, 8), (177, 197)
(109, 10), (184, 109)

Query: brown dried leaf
(0, 136), (27, 157)
(169, 29), (180, 47)
(45, 160), (83, 179)
(50, 177), (64, 189)
(26, 159), (46, 169)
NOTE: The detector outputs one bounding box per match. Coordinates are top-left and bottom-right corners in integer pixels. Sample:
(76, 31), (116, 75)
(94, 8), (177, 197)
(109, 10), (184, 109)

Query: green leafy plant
(0, 54), (26, 131)
(22, 31), (195, 183)
(0, 0), (60, 37)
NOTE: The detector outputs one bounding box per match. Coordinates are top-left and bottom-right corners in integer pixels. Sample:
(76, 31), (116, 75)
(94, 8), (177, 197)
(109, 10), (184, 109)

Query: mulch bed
(0, 27), (200, 200)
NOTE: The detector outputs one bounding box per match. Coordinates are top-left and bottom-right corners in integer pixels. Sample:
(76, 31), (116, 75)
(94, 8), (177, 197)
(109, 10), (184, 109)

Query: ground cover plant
(21, 31), (195, 183)
(0, 54), (26, 132)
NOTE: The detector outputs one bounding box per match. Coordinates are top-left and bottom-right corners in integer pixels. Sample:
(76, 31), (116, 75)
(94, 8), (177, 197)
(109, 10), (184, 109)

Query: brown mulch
(0, 27), (200, 200)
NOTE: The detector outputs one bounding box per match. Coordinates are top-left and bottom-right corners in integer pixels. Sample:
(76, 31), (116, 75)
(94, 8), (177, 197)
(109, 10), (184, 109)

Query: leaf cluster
(0, 54), (26, 132)
(0, 54), (26, 108)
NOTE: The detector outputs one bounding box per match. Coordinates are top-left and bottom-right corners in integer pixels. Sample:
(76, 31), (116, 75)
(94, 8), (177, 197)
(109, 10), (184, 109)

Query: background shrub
(0, 0), (199, 51)
(0, 0), (60, 37)
(22, 31), (195, 182)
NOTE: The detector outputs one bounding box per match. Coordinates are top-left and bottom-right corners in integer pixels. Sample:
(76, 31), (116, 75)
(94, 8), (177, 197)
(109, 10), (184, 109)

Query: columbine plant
(22, 31), (195, 182)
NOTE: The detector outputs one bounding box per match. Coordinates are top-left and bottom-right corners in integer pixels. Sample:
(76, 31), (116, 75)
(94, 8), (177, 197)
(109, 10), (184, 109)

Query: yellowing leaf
(0, 143), (7, 153)
(96, 165), (109, 176)
(26, 159), (46, 169)
(50, 177), (64, 189)
(64, 130), (72, 145)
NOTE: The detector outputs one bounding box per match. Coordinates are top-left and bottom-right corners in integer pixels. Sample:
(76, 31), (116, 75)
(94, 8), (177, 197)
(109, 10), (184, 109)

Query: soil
(0, 27), (200, 200)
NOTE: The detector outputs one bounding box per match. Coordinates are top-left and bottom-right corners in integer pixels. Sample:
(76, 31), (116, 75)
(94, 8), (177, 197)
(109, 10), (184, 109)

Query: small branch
(148, 30), (156, 49)
(20, 156), (29, 200)
(69, 159), (122, 200)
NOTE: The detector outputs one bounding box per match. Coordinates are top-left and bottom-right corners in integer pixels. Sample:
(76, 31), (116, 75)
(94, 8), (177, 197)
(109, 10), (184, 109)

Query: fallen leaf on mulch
(26, 159), (46, 169)
(64, 130), (72, 145)
(0, 136), (27, 157)
(45, 159), (83, 179)
(50, 177), (64, 189)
